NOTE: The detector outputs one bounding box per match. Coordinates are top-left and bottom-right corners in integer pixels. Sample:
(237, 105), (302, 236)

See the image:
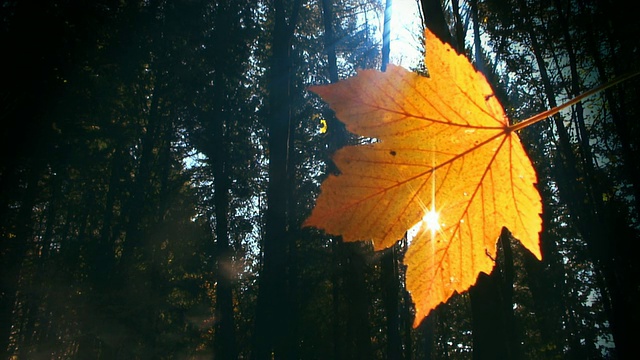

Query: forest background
(1, 0), (639, 359)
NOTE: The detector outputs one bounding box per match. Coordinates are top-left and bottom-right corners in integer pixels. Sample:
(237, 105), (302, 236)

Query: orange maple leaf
(305, 29), (543, 327)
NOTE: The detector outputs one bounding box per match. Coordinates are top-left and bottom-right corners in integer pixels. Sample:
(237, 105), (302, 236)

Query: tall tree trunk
(420, 0), (456, 51)
(450, 0), (465, 51)
(344, 242), (373, 360)
(381, 246), (402, 360)
(402, 270), (413, 360)
(120, 82), (162, 267)
(381, 0), (392, 72)
(469, 0), (486, 75)
(379, 3), (402, 358)
(469, 229), (520, 360)
(321, 0), (345, 360)
(319, 0), (348, 157)
(74, 143), (125, 358)
(520, 190), (564, 359)
(96, 144), (124, 288)
(318, 2), (349, 358)
(0, 165), (40, 358)
(32, 171), (62, 356)
(498, 231), (521, 359)
(418, 310), (436, 359)
(321, 0), (339, 84)
(469, 272), (508, 360)
(330, 238), (345, 360)
(211, 109), (237, 360)
(286, 78), (301, 360)
(252, 0), (300, 358)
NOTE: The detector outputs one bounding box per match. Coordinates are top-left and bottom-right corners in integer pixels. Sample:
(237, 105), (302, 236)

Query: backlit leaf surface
(305, 29), (542, 326)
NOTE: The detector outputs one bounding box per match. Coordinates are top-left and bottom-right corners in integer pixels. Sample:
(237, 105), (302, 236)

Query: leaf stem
(508, 70), (640, 133)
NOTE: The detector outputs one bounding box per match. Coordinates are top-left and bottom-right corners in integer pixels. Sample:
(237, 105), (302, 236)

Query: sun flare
(423, 209), (440, 232)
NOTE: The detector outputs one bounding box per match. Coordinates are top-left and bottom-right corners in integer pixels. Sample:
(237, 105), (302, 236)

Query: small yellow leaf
(319, 118), (328, 134)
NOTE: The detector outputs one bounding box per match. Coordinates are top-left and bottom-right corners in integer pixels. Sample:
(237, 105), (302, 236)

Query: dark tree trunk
(320, 0), (339, 84)
(252, 1), (300, 359)
(320, 2), (345, 359)
(520, 197), (564, 359)
(497, 231), (521, 359)
(0, 165), (40, 358)
(419, 310), (436, 359)
(379, 3), (401, 356)
(469, 0), (486, 75)
(319, 0), (348, 159)
(400, 239), (413, 360)
(344, 242), (373, 360)
(120, 81), (163, 267)
(420, 0), (456, 51)
(319, 0), (346, 349)
(96, 144), (124, 287)
(450, 0), (465, 52)
(470, 272), (508, 360)
(74, 142), (125, 358)
(286, 85), (301, 360)
(381, 246), (402, 360)
(469, 230), (521, 360)
(211, 109), (237, 360)
(330, 239), (345, 360)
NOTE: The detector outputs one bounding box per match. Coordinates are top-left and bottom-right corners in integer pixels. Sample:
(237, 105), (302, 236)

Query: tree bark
(120, 76), (163, 267)
(520, 195), (564, 358)
(469, 0), (486, 75)
(469, 229), (520, 360)
(319, 0), (348, 160)
(211, 109), (238, 360)
(420, 0), (456, 51)
(419, 310), (435, 359)
(470, 272), (508, 360)
(0, 165), (40, 358)
(381, 246), (402, 360)
(252, 0), (300, 358)
(381, 0), (392, 72)
(318, 2), (352, 359)
(344, 242), (373, 360)
(450, 0), (465, 51)
(320, 0), (339, 84)
(498, 231), (521, 360)
(379, 3), (401, 356)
